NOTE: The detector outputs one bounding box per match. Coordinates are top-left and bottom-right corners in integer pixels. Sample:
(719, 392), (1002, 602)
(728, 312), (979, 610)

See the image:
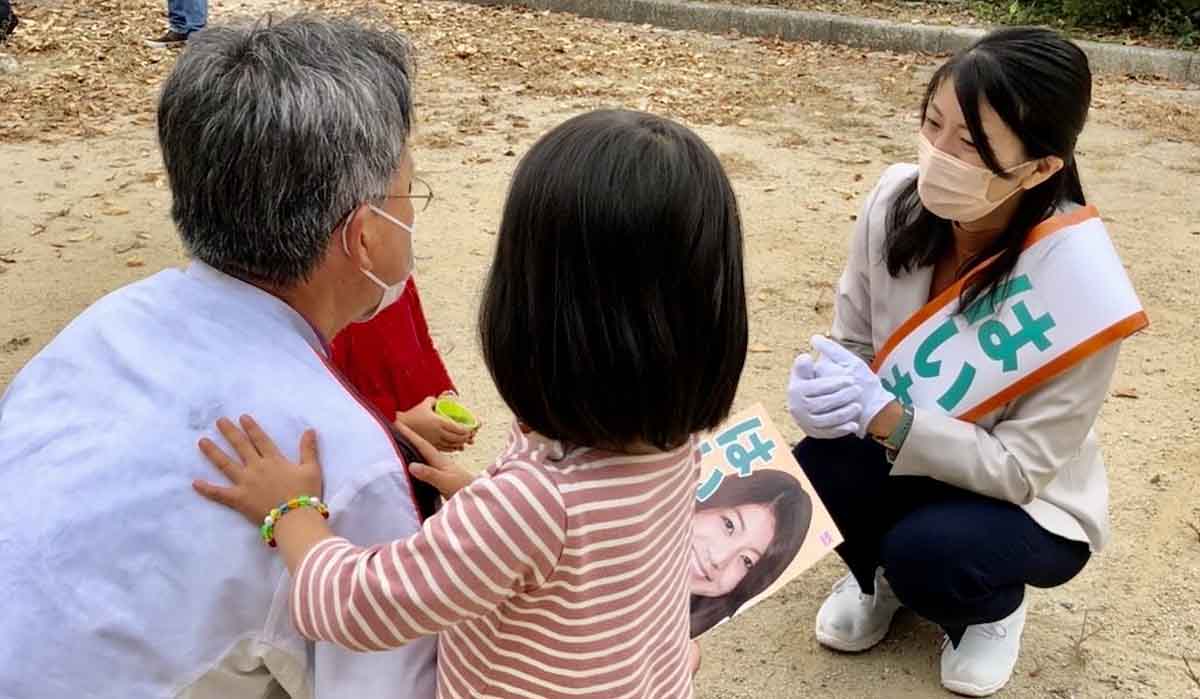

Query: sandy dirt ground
(1, 1), (1199, 697)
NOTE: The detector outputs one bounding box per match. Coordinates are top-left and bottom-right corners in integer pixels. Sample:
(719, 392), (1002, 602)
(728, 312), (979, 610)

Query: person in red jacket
(331, 277), (476, 452)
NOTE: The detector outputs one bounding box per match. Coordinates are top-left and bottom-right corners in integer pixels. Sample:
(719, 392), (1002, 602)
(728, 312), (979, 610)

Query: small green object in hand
(435, 396), (479, 429)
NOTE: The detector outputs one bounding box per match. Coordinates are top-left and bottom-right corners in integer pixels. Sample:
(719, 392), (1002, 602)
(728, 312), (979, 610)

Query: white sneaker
(941, 601), (1027, 697)
(815, 568), (903, 652)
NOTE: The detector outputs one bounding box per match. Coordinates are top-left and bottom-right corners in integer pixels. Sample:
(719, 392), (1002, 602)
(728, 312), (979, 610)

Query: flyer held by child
(690, 404), (843, 638)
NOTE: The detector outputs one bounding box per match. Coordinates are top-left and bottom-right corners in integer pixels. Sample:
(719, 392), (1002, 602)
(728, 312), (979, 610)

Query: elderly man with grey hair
(0, 16), (438, 699)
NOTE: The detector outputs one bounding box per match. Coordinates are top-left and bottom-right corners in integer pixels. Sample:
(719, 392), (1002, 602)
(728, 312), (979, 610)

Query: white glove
(787, 354), (862, 439)
(810, 335), (895, 439)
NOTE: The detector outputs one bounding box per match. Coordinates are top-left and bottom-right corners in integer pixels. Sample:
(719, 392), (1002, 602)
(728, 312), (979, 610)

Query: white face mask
(343, 204), (415, 323)
(916, 133), (1037, 223)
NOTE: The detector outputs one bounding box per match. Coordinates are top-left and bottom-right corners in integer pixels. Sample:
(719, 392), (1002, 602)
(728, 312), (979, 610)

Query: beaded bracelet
(260, 495), (329, 548)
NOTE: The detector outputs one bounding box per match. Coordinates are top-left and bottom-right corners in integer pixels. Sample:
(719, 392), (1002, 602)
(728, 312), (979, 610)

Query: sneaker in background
(144, 30), (188, 49)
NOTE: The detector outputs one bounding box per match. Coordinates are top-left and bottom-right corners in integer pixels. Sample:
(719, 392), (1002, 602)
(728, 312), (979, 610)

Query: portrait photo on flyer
(689, 404), (843, 638)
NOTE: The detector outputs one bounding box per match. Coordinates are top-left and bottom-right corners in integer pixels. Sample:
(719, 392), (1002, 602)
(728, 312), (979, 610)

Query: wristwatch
(874, 402), (914, 460)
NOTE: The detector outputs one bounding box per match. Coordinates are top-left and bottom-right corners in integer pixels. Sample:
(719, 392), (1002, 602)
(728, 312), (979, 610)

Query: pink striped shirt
(292, 424), (699, 698)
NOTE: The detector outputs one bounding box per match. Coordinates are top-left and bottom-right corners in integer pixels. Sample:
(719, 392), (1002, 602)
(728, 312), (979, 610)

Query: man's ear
(340, 205), (373, 270)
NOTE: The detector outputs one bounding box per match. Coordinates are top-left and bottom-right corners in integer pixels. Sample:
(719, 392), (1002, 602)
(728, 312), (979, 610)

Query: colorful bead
(259, 495), (328, 549)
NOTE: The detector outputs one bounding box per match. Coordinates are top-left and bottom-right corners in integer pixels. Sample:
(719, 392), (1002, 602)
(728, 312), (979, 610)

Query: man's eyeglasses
(387, 176), (434, 213)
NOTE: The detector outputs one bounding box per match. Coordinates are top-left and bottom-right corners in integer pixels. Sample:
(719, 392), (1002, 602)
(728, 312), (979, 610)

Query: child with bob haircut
(193, 109), (748, 698)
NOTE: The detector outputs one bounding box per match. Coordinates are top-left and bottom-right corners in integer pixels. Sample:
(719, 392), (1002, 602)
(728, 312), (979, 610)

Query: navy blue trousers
(793, 436), (1090, 645)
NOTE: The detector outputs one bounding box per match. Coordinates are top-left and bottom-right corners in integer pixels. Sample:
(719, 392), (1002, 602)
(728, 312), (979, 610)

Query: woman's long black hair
(885, 27), (1092, 311)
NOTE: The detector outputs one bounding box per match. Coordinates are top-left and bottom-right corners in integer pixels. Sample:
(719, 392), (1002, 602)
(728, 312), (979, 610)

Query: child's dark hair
(480, 109), (747, 451)
(885, 27), (1091, 311)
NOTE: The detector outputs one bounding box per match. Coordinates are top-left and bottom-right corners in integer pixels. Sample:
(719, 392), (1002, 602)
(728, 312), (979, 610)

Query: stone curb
(458, 0), (1199, 84)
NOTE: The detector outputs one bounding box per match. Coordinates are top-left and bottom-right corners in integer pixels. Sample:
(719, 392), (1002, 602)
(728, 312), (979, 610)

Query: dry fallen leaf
(125, 256), (146, 268)
(113, 241), (146, 254)
(2, 336), (32, 353)
(101, 206), (131, 216)
(67, 231), (94, 243)
(749, 343), (772, 354)
(1112, 388), (1140, 399)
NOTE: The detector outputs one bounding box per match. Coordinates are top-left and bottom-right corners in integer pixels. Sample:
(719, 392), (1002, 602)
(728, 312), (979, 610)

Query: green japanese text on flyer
(690, 404), (843, 638)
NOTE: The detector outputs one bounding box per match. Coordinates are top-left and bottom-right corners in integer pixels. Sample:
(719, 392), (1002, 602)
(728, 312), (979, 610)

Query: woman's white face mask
(916, 133), (1038, 223)
(343, 205), (415, 323)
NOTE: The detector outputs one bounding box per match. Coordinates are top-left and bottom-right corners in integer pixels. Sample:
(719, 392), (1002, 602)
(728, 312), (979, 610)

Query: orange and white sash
(872, 206), (1147, 423)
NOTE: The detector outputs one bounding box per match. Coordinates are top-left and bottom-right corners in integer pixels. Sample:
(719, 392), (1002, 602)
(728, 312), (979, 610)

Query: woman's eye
(741, 555), (754, 570)
(961, 139), (977, 150)
(722, 516), (735, 534)
(926, 118), (941, 130)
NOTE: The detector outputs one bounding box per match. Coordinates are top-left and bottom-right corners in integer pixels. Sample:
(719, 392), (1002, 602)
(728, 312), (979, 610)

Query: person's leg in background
(0, 0), (17, 44)
(879, 496), (1091, 696)
(169, 0), (207, 35)
(145, 0), (207, 48)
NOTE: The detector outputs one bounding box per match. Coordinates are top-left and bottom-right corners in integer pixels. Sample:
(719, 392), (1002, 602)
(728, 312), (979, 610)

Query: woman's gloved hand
(787, 353), (862, 439)
(809, 335), (896, 439)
